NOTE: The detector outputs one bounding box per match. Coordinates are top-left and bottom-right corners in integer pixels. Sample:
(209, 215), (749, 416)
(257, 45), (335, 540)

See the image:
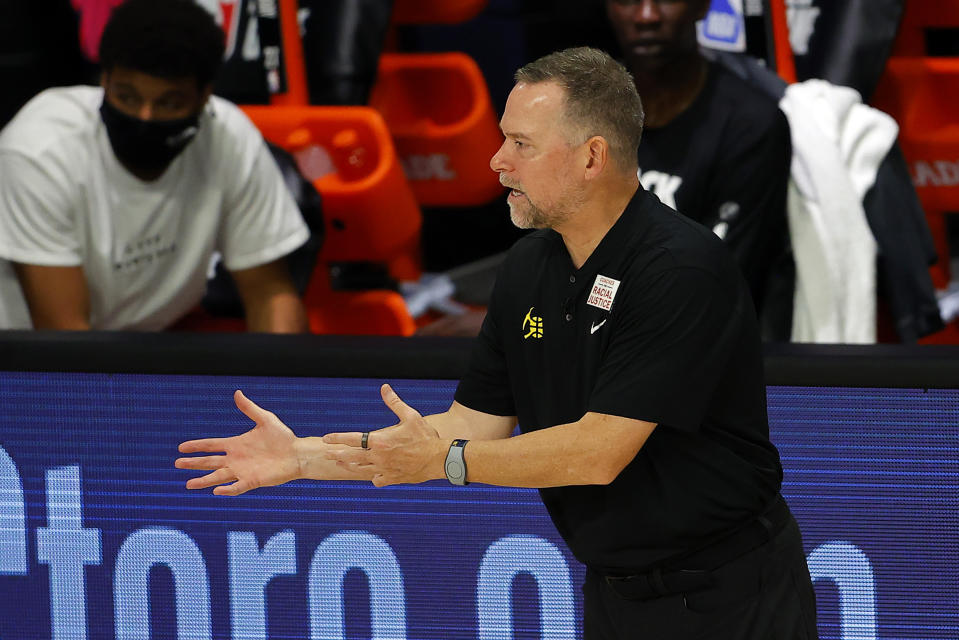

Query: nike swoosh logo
(590, 319), (607, 334)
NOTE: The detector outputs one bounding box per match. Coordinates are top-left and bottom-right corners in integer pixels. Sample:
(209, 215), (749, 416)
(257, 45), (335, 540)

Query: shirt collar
(547, 185), (651, 277)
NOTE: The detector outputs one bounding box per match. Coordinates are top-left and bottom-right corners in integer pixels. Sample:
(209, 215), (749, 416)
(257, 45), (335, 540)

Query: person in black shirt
(606, 0), (794, 340)
(177, 46), (817, 640)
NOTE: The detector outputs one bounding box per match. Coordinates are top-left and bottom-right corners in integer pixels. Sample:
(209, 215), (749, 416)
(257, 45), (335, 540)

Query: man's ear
(99, 70), (110, 90)
(583, 135), (609, 180)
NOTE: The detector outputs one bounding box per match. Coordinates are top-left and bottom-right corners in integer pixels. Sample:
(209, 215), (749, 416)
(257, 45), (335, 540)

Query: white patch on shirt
(638, 169), (683, 210)
(719, 201), (741, 221)
(713, 201), (740, 240)
(713, 221), (729, 240)
(587, 275), (621, 312)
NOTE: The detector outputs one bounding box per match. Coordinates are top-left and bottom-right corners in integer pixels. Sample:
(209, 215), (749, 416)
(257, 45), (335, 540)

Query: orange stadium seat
(872, 0), (959, 342)
(172, 1), (418, 335)
(242, 105), (422, 336)
(369, 52), (504, 207)
(303, 277), (417, 336)
(170, 288), (416, 336)
(889, 0), (959, 57)
(242, 106), (422, 279)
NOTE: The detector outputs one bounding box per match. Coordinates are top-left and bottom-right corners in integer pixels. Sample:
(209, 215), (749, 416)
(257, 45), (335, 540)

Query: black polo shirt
(455, 187), (783, 573)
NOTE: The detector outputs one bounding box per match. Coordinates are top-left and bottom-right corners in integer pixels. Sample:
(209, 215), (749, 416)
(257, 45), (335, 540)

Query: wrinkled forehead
(500, 81), (572, 139)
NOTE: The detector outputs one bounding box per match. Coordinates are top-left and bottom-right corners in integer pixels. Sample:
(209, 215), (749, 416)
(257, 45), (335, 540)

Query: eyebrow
(112, 82), (190, 101)
(112, 82), (140, 94)
(156, 90), (189, 101)
(500, 128), (532, 141)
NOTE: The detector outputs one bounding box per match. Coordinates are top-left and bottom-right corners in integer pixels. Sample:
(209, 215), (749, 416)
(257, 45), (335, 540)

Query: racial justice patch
(587, 275), (620, 312)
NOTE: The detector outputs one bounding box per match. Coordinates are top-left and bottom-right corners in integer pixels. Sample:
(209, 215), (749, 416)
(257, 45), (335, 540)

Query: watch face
(446, 460), (465, 482)
(445, 441), (469, 485)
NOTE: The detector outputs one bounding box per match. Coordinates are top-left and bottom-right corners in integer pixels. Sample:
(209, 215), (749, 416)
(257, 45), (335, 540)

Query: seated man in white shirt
(0, 0), (310, 332)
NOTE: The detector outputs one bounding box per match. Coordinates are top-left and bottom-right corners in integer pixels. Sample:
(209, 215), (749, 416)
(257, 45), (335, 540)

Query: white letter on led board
(308, 530), (406, 640)
(477, 535), (576, 640)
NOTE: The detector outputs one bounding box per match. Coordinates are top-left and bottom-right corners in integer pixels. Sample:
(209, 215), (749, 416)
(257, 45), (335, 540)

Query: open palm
(175, 390), (302, 496)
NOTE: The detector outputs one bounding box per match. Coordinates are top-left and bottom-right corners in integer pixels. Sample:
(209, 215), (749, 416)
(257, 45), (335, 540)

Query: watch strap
(444, 439), (469, 486)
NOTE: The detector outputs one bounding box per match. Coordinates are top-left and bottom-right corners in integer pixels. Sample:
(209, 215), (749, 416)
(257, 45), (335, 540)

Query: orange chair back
(369, 52), (504, 207)
(891, 0), (959, 56)
(242, 105), (422, 281)
(241, 105), (421, 335)
(873, 58), (959, 290)
(872, 50), (959, 342)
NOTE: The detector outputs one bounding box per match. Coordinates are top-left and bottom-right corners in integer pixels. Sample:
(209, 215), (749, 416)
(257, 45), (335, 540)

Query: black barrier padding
(1, 330), (958, 388)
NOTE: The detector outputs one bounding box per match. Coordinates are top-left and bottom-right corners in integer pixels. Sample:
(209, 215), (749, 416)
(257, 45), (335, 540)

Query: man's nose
(633, 0), (662, 24)
(490, 140), (509, 173)
(136, 103), (155, 121)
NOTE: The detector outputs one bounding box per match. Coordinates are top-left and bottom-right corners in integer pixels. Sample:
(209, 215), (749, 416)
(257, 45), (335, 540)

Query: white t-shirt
(0, 86), (310, 330)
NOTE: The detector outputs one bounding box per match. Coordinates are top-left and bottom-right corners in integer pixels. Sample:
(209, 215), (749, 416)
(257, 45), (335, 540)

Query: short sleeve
(217, 112), (310, 272)
(587, 265), (742, 431)
(0, 151), (81, 266)
(454, 274), (517, 417)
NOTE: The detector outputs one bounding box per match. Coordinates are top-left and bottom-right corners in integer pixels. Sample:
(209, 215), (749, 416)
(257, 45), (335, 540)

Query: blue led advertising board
(0, 366), (957, 639)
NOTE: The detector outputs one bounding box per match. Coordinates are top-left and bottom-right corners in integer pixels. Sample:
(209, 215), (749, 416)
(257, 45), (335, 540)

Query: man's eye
(157, 99), (185, 111)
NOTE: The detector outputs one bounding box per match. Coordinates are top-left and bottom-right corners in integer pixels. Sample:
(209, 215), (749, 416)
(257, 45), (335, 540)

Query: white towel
(779, 80), (898, 343)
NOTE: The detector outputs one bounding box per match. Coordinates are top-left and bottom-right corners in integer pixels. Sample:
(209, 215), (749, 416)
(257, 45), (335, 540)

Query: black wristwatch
(444, 439), (469, 485)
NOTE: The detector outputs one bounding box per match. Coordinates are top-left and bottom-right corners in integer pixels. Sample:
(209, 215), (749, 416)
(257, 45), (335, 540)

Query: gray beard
(508, 199), (549, 229)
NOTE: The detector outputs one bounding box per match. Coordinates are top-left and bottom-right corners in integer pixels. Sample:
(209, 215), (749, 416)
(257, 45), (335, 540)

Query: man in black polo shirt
(177, 47), (818, 640)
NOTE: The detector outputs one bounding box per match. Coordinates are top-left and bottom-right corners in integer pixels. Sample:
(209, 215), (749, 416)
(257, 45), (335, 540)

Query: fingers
(178, 438), (229, 454)
(175, 455), (226, 471)
(322, 431), (364, 447)
(233, 389), (271, 423)
(185, 467), (236, 490)
(180, 391), (257, 454)
(380, 384), (422, 423)
(326, 446), (373, 466)
(213, 479), (254, 497)
(371, 473), (403, 488)
(325, 447), (406, 486)
(183, 467), (254, 495)
(321, 384), (420, 448)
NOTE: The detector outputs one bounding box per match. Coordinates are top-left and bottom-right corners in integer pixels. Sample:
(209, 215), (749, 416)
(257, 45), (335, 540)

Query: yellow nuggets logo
(523, 307), (543, 339)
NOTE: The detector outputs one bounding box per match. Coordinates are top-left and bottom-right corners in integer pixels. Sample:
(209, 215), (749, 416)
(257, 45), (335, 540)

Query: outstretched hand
(323, 384), (446, 487)
(175, 390), (302, 496)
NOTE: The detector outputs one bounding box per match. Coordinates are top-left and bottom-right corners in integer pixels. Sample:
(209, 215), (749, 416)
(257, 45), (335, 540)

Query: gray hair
(515, 47), (644, 172)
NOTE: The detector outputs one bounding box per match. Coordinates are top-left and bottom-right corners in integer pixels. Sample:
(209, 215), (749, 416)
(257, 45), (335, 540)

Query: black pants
(583, 516), (818, 640)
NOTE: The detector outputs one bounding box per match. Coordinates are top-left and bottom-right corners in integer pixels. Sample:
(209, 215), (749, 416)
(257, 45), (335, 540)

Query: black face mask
(100, 98), (201, 174)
